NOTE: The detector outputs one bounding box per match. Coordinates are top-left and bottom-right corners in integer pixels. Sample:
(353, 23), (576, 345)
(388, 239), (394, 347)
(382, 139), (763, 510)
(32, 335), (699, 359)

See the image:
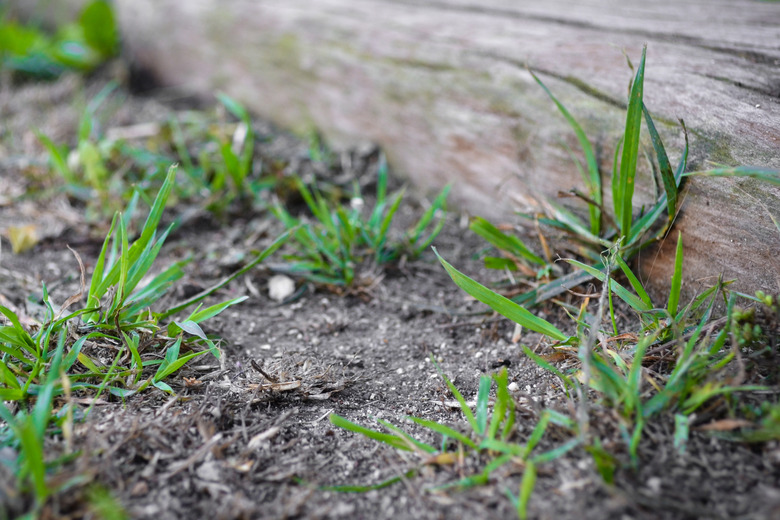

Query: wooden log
(9, 0), (780, 298)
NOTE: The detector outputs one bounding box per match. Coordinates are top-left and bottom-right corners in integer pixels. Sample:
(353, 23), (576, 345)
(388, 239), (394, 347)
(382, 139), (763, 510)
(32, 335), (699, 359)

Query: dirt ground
(1, 70), (780, 520)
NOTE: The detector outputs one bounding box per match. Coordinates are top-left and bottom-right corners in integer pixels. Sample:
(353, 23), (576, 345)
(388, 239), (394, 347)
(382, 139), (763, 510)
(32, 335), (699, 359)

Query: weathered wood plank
(9, 0), (780, 296)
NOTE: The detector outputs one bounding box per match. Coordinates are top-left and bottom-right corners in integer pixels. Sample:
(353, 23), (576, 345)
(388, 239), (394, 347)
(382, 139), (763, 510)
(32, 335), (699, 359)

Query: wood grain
(10, 0), (780, 296)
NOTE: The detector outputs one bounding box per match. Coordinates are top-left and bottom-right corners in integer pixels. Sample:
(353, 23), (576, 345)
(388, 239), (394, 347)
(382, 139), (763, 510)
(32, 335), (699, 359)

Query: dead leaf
(248, 426), (281, 449)
(424, 452), (458, 466)
(695, 419), (754, 431)
(248, 380), (302, 392)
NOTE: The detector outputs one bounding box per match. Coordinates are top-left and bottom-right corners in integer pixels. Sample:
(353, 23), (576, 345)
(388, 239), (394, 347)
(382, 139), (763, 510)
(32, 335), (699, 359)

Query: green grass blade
(376, 419), (437, 453)
(469, 217), (545, 266)
(614, 254), (653, 309)
(547, 201), (612, 248)
(487, 368), (511, 440)
(625, 330), (660, 415)
(674, 119), (689, 181)
(667, 231), (684, 319)
(185, 296), (249, 324)
(435, 248), (569, 341)
(612, 135), (624, 227)
(36, 131), (75, 183)
(531, 71), (601, 235)
(376, 189), (405, 251)
(566, 259), (651, 312)
(409, 185), (450, 245)
(318, 470), (417, 493)
(432, 359), (478, 432)
(517, 460), (537, 520)
(521, 345), (575, 390)
(408, 416), (478, 450)
(157, 229), (292, 319)
(329, 414), (414, 452)
(643, 104), (677, 219)
(475, 375), (491, 436)
(673, 413), (690, 454)
(530, 437), (581, 464)
(136, 164), (177, 252)
(618, 46), (647, 238)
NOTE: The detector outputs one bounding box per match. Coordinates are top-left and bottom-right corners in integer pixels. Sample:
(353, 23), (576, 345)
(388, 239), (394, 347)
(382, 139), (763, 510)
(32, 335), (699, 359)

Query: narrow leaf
(435, 248), (568, 341)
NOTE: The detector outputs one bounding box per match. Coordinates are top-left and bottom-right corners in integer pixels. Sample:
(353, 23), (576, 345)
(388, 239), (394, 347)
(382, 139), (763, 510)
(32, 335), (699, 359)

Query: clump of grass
(272, 156), (450, 286)
(470, 46), (778, 306)
(37, 89), (279, 220)
(330, 365), (577, 519)
(0, 0), (118, 80)
(333, 238), (772, 517)
(331, 46), (779, 518)
(0, 165), (290, 516)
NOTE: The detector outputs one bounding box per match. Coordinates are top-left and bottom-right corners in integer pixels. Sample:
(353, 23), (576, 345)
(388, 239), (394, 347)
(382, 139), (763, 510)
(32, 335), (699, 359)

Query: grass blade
(469, 217), (545, 266)
(614, 254), (653, 309)
(667, 231), (684, 319)
(531, 71), (602, 235)
(643, 104), (677, 219)
(432, 359), (478, 432)
(617, 45), (647, 238)
(566, 259), (651, 313)
(408, 416), (478, 450)
(329, 414), (415, 452)
(475, 375), (491, 436)
(517, 460), (536, 520)
(435, 248), (569, 341)
(157, 229), (292, 319)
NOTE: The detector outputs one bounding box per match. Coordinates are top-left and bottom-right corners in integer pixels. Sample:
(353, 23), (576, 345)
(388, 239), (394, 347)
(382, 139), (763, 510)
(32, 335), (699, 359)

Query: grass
(329, 47), (780, 518)
(0, 0), (117, 80)
(0, 165), (290, 517)
(333, 235), (776, 518)
(35, 88), (277, 222)
(4, 28), (780, 518)
(330, 365), (579, 519)
(470, 47), (778, 307)
(271, 155), (450, 286)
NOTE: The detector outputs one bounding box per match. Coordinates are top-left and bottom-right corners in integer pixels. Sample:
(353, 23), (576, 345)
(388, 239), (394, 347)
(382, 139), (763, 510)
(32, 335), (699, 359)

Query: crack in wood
(381, 0), (780, 66)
